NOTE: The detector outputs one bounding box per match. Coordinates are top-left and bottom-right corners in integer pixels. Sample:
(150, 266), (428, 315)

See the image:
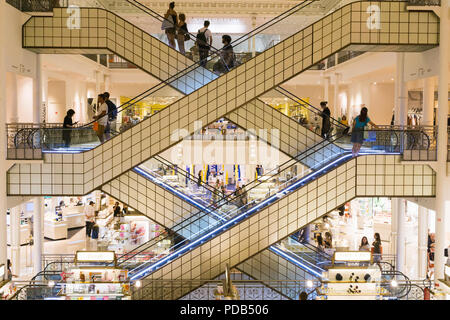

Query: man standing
(94, 93), (108, 143)
(319, 101), (331, 139)
(197, 20), (212, 68)
(104, 92), (117, 139)
(84, 201), (95, 238)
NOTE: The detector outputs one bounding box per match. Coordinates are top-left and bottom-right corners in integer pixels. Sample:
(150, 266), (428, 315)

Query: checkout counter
(44, 203), (85, 240)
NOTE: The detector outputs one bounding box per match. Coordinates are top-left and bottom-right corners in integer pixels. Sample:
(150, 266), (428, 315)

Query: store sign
(334, 251), (372, 262)
(76, 251), (115, 263)
(0, 264), (4, 280)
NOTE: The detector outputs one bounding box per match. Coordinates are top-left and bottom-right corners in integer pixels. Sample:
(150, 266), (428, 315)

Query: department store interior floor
(8, 226), (96, 281)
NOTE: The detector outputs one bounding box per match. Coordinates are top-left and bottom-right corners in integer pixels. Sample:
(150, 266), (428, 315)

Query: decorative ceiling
(95, 0), (341, 16)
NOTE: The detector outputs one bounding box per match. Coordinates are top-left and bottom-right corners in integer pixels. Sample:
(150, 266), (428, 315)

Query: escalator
(100, 154), (323, 290)
(8, 0), (439, 196)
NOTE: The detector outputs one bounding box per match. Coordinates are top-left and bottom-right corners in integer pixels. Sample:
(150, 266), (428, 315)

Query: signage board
(334, 251), (372, 262)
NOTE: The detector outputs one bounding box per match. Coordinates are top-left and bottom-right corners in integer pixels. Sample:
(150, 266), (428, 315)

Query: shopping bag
(161, 15), (174, 30)
(93, 121), (99, 132)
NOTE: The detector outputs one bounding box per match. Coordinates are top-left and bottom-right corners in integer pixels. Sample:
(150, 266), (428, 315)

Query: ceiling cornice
(98, 0), (340, 16)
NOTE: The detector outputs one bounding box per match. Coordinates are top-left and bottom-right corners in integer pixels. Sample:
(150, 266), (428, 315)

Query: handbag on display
(161, 15), (174, 30)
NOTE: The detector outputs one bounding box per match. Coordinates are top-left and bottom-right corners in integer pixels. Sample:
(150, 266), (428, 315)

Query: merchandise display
(59, 251), (131, 300)
(317, 251), (386, 300)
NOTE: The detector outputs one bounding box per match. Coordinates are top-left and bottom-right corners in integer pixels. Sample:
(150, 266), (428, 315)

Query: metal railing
(6, 122), (99, 159)
(6, 0), (65, 12)
(407, 0), (441, 5)
(132, 279), (320, 300)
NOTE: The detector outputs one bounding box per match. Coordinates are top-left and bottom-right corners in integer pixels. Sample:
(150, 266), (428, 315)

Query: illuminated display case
(62, 251), (131, 301)
(317, 251), (386, 300)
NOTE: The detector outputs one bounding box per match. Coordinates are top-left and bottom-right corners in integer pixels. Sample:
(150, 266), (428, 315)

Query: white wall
(16, 75), (34, 123)
(4, 4), (37, 123)
(47, 81), (66, 123)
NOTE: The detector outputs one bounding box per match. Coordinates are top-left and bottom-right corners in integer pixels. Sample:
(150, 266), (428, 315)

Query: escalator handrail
(29, 0), (325, 133)
(127, 152), (356, 279)
(274, 87), (348, 130)
(118, 126), (405, 267)
(117, 132), (348, 265)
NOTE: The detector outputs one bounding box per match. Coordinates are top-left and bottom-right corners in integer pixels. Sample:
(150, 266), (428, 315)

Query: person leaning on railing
(63, 109), (78, 148)
(350, 106), (377, 157)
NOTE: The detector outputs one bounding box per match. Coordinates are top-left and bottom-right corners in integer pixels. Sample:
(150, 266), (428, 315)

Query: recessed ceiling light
(373, 82), (377, 85)
(391, 78), (394, 81)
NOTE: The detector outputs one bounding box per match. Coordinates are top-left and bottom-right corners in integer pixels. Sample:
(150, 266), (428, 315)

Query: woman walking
(176, 13), (188, 55)
(372, 232), (382, 264)
(350, 107), (377, 157)
(164, 2), (177, 49)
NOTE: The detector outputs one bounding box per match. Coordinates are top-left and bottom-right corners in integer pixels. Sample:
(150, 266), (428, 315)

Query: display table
(7, 224), (31, 246)
(62, 206), (85, 229)
(44, 219), (68, 240)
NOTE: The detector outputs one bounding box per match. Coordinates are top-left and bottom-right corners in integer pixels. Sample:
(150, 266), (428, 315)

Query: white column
(434, 0), (449, 282)
(95, 70), (101, 107)
(418, 206), (428, 279)
(33, 197), (43, 274)
(395, 53), (407, 126)
(41, 69), (48, 123)
(251, 16), (257, 58)
(10, 206), (20, 276)
(393, 198), (406, 273)
(324, 76), (330, 101)
(5, 72), (19, 123)
(33, 54), (43, 124)
(104, 74), (111, 93)
(390, 198), (398, 256)
(333, 73), (340, 117)
(0, 0), (8, 269)
(422, 77), (435, 126)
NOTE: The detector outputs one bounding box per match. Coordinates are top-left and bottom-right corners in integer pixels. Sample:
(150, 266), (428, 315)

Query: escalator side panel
(101, 170), (199, 227)
(10, 2), (439, 196)
(136, 155), (435, 299)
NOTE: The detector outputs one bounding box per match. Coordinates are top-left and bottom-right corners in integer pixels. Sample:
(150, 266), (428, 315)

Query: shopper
(319, 101), (331, 139)
(104, 92), (117, 138)
(113, 202), (121, 218)
(176, 13), (188, 55)
(163, 2), (177, 49)
(340, 115), (350, 135)
(316, 234), (325, 252)
(213, 35), (235, 74)
(427, 233), (435, 278)
(196, 20), (212, 68)
(324, 231), (333, 249)
(359, 236), (370, 251)
(197, 170), (202, 188)
(62, 109), (78, 148)
(84, 201), (96, 237)
(122, 204), (128, 216)
(240, 184), (248, 212)
(350, 107), (377, 157)
(299, 291), (308, 300)
(372, 232), (382, 263)
(93, 93), (108, 143)
(6, 259), (17, 280)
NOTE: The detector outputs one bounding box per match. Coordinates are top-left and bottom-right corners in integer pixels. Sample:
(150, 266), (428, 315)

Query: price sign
(76, 251), (115, 263)
(334, 251), (372, 262)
